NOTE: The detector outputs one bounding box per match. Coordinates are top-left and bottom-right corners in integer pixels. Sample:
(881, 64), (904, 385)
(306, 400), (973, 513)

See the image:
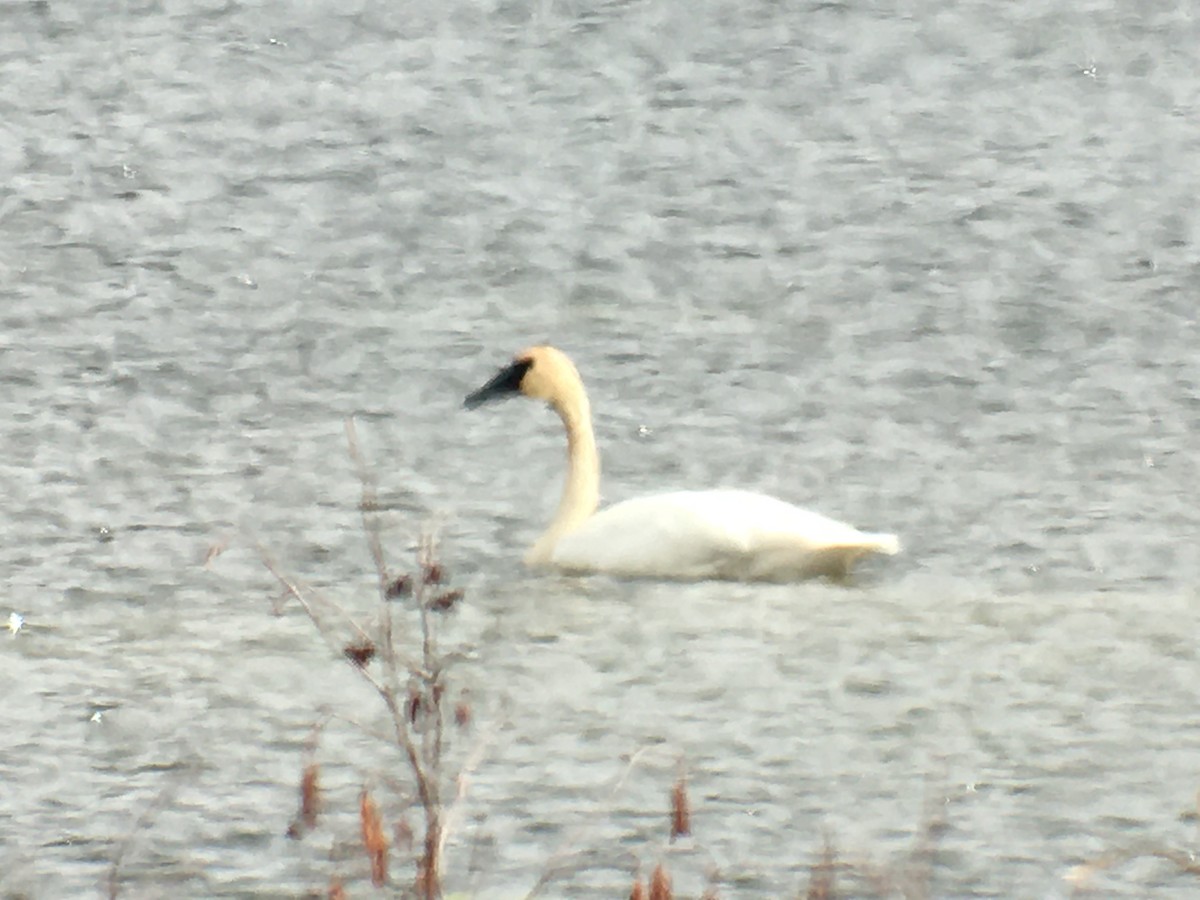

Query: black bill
(463, 358), (532, 409)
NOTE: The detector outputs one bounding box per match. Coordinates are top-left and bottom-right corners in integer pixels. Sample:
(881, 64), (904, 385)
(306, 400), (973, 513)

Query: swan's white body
(465, 347), (899, 582)
(551, 489), (899, 581)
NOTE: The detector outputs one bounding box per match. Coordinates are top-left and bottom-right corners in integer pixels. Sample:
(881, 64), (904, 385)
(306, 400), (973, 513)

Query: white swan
(464, 346), (899, 582)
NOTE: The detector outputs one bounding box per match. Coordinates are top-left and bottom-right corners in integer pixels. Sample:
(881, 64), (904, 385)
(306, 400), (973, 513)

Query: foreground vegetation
(97, 419), (1200, 897)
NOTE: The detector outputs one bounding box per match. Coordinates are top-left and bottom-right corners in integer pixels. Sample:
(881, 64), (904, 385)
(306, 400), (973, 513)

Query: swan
(463, 346), (900, 581)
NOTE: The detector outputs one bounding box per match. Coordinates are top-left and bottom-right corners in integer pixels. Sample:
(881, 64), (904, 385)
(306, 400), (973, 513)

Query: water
(2, 0), (1199, 895)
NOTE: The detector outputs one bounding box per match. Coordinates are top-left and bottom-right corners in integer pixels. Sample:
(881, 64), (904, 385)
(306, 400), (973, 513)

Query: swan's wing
(549, 493), (752, 579)
(550, 490), (897, 581)
(690, 491), (900, 553)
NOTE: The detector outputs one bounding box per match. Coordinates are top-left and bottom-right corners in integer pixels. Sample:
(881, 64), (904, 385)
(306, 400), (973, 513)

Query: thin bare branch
(437, 703), (506, 863)
(524, 745), (679, 898)
(344, 417), (389, 597)
(106, 766), (191, 899)
(257, 543), (373, 648)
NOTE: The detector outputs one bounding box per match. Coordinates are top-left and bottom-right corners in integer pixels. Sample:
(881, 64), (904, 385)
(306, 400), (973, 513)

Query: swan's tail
(794, 531), (901, 581)
(862, 532), (901, 556)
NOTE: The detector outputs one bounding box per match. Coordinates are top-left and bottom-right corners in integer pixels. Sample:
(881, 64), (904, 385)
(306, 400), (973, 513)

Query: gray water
(2, 0), (1200, 896)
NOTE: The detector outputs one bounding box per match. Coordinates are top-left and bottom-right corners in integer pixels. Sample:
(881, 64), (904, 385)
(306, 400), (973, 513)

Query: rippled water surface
(3, 0), (1199, 896)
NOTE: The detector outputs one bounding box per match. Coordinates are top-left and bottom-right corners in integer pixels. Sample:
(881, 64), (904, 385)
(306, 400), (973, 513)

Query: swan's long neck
(527, 387), (599, 565)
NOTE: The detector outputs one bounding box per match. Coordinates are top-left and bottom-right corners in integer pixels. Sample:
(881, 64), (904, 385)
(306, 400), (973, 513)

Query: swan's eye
(464, 358), (533, 409)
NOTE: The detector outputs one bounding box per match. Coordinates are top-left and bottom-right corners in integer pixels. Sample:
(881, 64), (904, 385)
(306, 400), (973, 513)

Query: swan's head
(464, 346), (584, 410)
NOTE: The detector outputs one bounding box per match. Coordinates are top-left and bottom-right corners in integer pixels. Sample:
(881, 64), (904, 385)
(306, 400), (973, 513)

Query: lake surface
(2, 0), (1199, 896)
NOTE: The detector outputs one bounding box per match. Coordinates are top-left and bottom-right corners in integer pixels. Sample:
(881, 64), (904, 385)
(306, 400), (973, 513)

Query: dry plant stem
(805, 837), (836, 900)
(106, 774), (184, 899)
(300, 763), (321, 830)
(295, 718), (328, 834)
(420, 537), (446, 777)
(257, 547), (382, 663)
(265, 420), (462, 898)
(346, 417), (444, 897)
(524, 745), (676, 899)
(818, 778), (981, 899)
(257, 553), (432, 858)
(436, 710), (503, 864)
(670, 762), (690, 842)
(262, 542), (436, 838)
(344, 419), (389, 603)
(259, 548), (393, 699)
(898, 785), (946, 899)
(345, 417), (399, 676)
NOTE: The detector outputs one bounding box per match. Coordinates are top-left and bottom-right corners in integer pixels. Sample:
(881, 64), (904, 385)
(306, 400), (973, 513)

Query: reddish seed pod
(359, 789), (388, 887)
(670, 776), (690, 841)
(300, 763), (321, 830)
(454, 701), (471, 728)
(343, 639), (376, 668)
(393, 816), (414, 852)
(385, 573), (412, 599)
(429, 589), (464, 612)
(649, 864), (672, 900)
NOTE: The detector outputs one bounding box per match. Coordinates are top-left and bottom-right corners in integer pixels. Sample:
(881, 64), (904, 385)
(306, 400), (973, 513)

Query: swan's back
(549, 489), (899, 581)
